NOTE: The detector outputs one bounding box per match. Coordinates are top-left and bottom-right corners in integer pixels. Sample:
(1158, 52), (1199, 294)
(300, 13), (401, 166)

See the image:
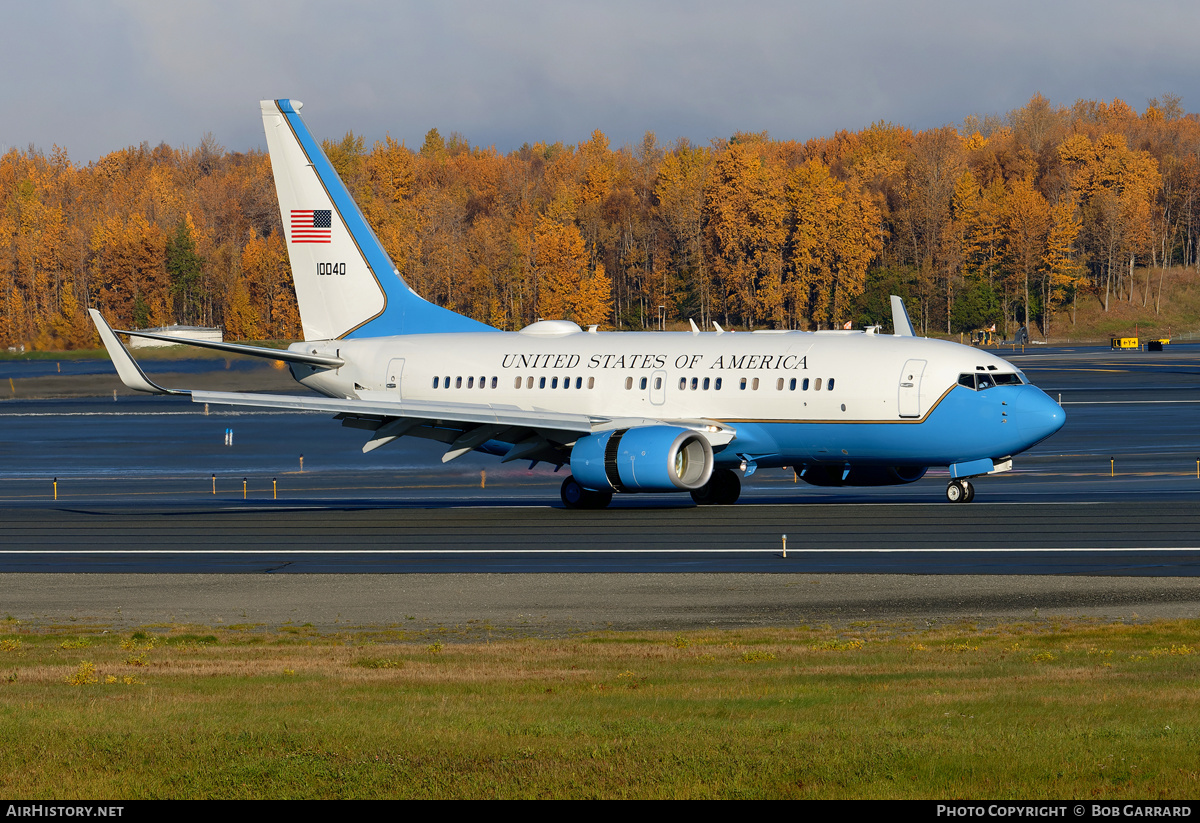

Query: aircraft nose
(1013, 386), (1065, 446)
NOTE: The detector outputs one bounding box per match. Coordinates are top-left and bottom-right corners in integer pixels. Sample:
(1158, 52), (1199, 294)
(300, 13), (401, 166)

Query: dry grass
(0, 619), (1198, 798)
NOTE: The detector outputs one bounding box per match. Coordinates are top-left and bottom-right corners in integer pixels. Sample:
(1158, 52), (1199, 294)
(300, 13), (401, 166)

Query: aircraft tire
(946, 480), (965, 503)
(962, 479), (975, 503)
(691, 468), (741, 506)
(560, 476), (613, 509)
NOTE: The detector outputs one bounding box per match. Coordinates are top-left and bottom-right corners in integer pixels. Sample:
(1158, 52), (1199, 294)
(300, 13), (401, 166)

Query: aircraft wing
(190, 390), (735, 464)
(190, 390), (596, 433)
(92, 307), (733, 465)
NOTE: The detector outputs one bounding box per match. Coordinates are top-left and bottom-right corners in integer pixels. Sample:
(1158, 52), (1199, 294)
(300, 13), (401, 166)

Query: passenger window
(714, 378), (722, 390)
(803, 378), (809, 391)
(625, 377), (633, 390)
(491, 377), (497, 389)
(539, 377), (546, 389)
(433, 377), (439, 388)
(691, 377), (698, 390)
(828, 378), (835, 391)
(576, 377), (582, 389)
(467, 377), (474, 388)
(789, 378), (796, 391)
(514, 376), (522, 389)
(703, 377), (710, 390)
(814, 378), (822, 391)
(740, 378), (747, 390)
(444, 376), (450, 388)
(588, 377), (595, 389)
(639, 377), (647, 390)
(456, 376), (462, 388)
(776, 378), (784, 391)
(752, 378), (760, 390)
(654, 377), (661, 390)
(552, 377), (558, 389)
(526, 376), (533, 389)
(679, 377), (686, 390)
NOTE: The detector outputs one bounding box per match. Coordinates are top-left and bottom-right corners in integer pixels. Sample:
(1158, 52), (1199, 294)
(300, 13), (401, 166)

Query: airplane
(89, 99), (1066, 508)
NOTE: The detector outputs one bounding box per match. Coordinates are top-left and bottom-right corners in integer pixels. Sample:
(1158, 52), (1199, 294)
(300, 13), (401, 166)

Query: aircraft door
(650, 370), (666, 405)
(386, 358), (405, 397)
(898, 359), (926, 418)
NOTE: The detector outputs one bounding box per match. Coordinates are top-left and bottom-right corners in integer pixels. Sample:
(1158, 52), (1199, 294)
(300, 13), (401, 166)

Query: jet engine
(797, 464), (928, 487)
(571, 426), (714, 492)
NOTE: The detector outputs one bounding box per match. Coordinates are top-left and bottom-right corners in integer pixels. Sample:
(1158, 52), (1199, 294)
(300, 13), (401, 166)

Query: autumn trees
(0, 94), (1196, 350)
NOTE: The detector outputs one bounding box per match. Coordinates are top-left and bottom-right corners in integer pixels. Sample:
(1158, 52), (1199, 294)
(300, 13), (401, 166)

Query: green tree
(166, 216), (204, 325)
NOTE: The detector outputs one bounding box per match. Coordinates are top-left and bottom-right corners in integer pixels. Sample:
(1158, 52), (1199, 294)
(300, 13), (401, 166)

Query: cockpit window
(958, 372), (1024, 390)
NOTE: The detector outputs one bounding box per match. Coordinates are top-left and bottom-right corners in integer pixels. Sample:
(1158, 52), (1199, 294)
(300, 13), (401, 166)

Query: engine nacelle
(798, 464), (928, 487)
(571, 426), (714, 492)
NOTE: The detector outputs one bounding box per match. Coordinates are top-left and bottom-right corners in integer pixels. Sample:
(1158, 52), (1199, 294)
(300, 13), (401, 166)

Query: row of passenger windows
(433, 374), (836, 392)
(431, 375), (598, 390)
(516, 375), (595, 390)
(433, 376), (499, 389)
(620, 376), (836, 391)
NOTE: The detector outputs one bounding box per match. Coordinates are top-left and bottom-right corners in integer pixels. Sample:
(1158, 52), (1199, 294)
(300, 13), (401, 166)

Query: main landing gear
(690, 468), (741, 506)
(560, 476), (613, 509)
(946, 478), (975, 503)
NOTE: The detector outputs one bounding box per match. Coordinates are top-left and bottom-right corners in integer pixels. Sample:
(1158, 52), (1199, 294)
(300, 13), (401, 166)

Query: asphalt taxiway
(1, 344), (1199, 630)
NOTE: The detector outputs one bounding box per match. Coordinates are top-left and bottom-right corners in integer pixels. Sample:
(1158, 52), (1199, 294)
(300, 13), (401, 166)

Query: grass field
(1, 618), (1198, 799)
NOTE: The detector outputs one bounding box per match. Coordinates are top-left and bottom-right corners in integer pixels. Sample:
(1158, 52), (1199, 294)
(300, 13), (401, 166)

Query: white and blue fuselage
(91, 99), (1065, 507)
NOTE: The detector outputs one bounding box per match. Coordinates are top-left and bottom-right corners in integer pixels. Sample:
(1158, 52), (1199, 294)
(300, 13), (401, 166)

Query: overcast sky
(4, 0), (1198, 163)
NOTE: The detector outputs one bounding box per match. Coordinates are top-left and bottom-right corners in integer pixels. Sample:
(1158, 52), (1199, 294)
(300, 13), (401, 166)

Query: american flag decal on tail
(290, 209), (332, 243)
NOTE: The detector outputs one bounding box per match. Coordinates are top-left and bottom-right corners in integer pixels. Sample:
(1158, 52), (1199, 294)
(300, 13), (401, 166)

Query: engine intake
(571, 426), (714, 492)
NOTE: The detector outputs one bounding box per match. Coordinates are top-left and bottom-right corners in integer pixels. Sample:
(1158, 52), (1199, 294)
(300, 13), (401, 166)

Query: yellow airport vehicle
(1110, 336), (1171, 351)
(970, 329), (997, 346)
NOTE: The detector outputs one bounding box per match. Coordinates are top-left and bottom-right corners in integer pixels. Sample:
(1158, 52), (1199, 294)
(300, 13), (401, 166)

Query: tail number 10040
(317, 262), (346, 276)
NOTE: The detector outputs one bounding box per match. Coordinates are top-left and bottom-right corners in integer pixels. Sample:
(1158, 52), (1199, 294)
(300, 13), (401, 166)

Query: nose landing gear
(946, 479), (975, 503)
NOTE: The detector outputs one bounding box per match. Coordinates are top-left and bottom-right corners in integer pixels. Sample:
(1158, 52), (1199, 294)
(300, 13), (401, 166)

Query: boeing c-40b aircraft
(90, 99), (1066, 508)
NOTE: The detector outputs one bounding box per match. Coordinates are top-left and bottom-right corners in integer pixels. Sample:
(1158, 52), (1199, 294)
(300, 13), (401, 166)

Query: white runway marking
(1, 547), (1196, 555)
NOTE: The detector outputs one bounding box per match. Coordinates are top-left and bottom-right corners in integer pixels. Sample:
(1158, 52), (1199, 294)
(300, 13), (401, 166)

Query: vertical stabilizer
(260, 99), (494, 340)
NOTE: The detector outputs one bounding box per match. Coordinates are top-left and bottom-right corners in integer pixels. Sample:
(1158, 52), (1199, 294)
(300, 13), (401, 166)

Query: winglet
(88, 309), (188, 395)
(890, 295), (916, 337)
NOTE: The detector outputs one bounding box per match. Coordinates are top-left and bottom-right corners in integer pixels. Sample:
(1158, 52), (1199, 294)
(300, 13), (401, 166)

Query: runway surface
(1, 344), (1198, 630)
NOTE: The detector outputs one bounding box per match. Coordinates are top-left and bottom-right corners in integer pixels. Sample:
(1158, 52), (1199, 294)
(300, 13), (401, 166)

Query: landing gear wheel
(946, 479), (974, 503)
(560, 476), (613, 509)
(690, 469), (742, 505)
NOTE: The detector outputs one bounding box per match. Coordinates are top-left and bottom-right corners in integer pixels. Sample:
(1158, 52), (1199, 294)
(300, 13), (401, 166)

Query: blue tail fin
(260, 99), (495, 340)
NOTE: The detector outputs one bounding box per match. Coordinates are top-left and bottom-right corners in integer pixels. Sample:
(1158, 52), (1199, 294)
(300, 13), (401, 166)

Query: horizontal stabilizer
(113, 327), (344, 367)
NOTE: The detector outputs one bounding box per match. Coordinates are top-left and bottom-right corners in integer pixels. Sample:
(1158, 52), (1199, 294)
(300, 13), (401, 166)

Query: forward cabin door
(898, 359), (926, 418)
